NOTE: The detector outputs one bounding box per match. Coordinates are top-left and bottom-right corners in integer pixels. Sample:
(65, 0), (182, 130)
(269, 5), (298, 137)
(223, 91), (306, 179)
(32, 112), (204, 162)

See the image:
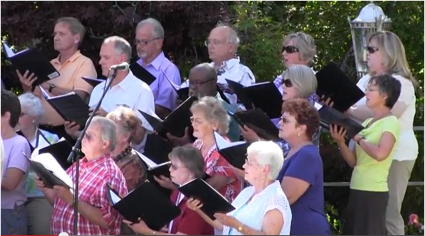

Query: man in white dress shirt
(205, 24), (255, 105)
(89, 36), (156, 147)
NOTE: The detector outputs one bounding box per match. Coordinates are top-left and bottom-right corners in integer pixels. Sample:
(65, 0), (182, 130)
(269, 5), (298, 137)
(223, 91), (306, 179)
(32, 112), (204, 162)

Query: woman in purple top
(277, 99), (330, 235)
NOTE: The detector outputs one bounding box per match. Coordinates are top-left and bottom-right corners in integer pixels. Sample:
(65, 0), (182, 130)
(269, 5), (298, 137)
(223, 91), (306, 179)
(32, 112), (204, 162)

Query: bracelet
(237, 224), (244, 233)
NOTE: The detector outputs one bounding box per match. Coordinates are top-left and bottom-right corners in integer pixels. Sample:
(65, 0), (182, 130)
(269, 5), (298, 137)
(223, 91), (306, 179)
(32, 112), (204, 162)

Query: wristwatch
(48, 83), (56, 93)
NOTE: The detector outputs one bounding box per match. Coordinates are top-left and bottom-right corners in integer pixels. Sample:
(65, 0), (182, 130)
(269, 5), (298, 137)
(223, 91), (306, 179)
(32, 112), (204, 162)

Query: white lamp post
(348, 2), (391, 79)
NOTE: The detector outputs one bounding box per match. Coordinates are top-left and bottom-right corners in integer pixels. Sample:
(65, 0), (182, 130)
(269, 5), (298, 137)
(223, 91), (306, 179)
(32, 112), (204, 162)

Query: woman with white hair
(188, 141), (292, 235)
(17, 92), (59, 149)
(17, 92), (59, 235)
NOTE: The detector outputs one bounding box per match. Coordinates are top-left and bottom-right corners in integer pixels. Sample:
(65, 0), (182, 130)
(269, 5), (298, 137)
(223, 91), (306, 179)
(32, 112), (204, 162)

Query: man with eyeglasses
(205, 24), (255, 105)
(135, 18), (182, 119)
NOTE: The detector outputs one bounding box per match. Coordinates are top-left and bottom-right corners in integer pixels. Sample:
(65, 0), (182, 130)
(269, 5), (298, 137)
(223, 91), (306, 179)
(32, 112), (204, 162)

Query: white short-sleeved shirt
(352, 73), (418, 161)
(212, 57), (256, 105)
(89, 70), (157, 132)
(222, 180), (292, 235)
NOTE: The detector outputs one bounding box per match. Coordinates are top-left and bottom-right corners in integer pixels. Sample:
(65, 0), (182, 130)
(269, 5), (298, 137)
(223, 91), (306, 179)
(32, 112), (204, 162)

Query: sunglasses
(366, 46), (379, 54)
(281, 45), (299, 54)
(282, 79), (293, 87)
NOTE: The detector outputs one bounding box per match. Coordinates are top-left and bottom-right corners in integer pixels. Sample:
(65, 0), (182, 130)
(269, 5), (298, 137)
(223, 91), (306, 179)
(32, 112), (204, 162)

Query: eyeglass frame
(366, 46), (379, 54)
(282, 78), (293, 87)
(204, 39), (228, 47)
(281, 45), (300, 54)
(134, 37), (160, 46)
(189, 78), (216, 86)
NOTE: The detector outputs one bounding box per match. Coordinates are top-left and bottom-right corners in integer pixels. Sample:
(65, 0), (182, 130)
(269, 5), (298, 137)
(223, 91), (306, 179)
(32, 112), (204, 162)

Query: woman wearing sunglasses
(346, 31), (418, 235)
(332, 75), (401, 234)
(241, 64), (318, 157)
(277, 99), (330, 235)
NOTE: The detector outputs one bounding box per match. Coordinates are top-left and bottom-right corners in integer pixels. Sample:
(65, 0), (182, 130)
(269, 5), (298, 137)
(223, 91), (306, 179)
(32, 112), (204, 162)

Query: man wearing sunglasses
(205, 24), (255, 105)
(135, 18), (182, 119)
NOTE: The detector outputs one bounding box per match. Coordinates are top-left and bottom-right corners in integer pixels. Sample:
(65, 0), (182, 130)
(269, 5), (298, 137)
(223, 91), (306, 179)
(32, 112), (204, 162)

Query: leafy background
(2, 1), (423, 234)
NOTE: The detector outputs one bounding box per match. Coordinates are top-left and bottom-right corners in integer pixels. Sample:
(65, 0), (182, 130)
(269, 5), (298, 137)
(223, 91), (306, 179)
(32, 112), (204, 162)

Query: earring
(32, 120), (36, 124)
(297, 132), (301, 137)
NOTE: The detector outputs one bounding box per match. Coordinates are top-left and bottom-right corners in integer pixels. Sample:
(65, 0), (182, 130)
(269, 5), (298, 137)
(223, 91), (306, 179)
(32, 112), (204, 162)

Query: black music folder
(136, 151), (171, 179)
(230, 109), (279, 140)
(213, 131), (248, 169)
(139, 96), (197, 137)
(142, 134), (173, 164)
(40, 87), (89, 128)
(129, 62), (156, 85)
(3, 42), (59, 88)
(107, 181), (180, 230)
(226, 80), (282, 118)
(38, 139), (73, 170)
(315, 62), (365, 112)
(29, 153), (73, 189)
(178, 178), (235, 219)
(314, 102), (364, 139)
(82, 76), (104, 87)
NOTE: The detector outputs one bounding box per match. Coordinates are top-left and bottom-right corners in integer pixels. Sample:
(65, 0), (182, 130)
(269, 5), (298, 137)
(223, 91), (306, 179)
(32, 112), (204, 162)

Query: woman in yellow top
(330, 74), (401, 235)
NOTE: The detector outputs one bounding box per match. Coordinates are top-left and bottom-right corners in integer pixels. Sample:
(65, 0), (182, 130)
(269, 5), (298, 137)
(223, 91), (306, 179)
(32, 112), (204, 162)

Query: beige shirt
(38, 50), (97, 126)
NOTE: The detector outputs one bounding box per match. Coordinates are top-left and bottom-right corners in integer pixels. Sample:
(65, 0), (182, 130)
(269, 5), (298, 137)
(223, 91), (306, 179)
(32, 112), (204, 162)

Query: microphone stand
(66, 68), (119, 235)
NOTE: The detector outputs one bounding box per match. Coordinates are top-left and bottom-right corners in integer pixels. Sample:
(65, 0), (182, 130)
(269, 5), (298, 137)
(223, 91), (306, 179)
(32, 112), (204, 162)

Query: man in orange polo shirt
(17, 17), (97, 126)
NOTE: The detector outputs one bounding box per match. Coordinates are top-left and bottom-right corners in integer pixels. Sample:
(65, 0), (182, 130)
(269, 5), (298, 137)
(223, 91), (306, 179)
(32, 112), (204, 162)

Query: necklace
(115, 146), (132, 161)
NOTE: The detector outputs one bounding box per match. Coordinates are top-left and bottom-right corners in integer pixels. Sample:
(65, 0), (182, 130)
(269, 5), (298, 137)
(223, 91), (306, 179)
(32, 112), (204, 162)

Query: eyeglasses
(134, 37), (160, 46)
(281, 45), (299, 54)
(280, 116), (290, 124)
(204, 39), (226, 47)
(366, 46), (379, 54)
(282, 79), (293, 87)
(189, 78), (215, 86)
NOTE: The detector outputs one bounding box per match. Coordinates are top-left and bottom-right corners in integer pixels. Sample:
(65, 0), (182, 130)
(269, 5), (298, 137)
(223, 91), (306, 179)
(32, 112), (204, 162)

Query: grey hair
(56, 17), (86, 43)
(190, 96), (229, 135)
(284, 64), (317, 98)
(18, 92), (44, 120)
(247, 141), (284, 180)
(169, 145), (205, 179)
(103, 36), (132, 62)
(90, 116), (117, 152)
(136, 17), (165, 39)
(215, 24), (240, 47)
(283, 32), (316, 66)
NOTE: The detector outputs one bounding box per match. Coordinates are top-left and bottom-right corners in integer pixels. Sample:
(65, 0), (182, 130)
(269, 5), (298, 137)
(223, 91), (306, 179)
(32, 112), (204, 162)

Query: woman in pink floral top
(190, 96), (242, 201)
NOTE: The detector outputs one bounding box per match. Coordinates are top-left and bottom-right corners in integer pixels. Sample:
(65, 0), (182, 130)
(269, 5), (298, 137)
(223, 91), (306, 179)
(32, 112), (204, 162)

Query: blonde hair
(190, 96), (229, 135)
(284, 64), (317, 98)
(368, 31), (417, 86)
(106, 106), (140, 143)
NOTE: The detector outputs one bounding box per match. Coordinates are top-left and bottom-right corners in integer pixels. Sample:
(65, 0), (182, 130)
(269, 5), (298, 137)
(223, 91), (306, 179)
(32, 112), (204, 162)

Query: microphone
(110, 62), (129, 70)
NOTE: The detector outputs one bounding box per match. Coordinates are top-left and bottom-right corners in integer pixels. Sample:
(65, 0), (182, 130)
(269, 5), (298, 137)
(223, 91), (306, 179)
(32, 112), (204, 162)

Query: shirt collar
(138, 51), (165, 70)
(80, 154), (110, 169)
(51, 50), (82, 66)
(112, 70), (135, 90)
(222, 57), (240, 70)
